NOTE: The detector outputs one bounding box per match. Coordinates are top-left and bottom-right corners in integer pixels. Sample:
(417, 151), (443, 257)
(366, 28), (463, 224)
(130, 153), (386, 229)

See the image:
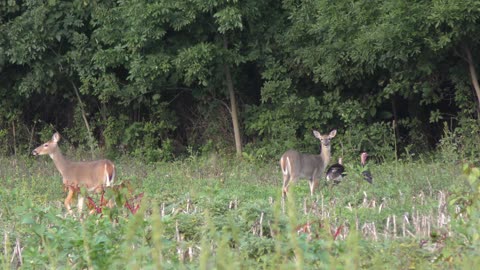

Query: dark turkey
(326, 158), (345, 184)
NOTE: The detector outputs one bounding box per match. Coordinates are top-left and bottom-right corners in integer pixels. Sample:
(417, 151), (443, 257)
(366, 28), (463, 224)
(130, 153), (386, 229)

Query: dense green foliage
(1, 0), (480, 161)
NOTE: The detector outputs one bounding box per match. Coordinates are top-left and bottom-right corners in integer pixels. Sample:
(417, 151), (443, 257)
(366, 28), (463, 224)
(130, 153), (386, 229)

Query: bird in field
(360, 152), (373, 184)
(326, 157), (346, 185)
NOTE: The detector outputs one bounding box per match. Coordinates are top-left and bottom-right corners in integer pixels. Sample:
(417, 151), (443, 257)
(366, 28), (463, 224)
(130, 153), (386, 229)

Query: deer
(280, 129), (337, 198)
(32, 132), (115, 214)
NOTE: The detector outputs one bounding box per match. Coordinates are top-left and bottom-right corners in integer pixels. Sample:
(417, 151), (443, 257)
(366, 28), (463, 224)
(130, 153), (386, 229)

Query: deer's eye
(44, 144), (48, 147)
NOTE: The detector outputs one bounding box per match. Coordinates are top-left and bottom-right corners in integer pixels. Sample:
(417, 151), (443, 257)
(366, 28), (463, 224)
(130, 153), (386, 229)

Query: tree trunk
(391, 96), (400, 137)
(464, 45), (480, 117)
(71, 82), (95, 159)
(391, 95), (399, 158)
(223, 37), (242, 156)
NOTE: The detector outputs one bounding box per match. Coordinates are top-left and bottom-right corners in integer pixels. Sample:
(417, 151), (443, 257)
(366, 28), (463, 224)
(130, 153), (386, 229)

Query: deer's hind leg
(282, 174), (291, 198)
(281, 157), (295, 198)
(77, 195), (85, 214)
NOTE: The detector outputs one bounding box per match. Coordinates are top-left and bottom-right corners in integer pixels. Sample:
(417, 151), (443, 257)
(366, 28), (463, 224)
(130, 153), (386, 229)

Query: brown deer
(280, 129), (337, 197)
(32, 132), (115, 214)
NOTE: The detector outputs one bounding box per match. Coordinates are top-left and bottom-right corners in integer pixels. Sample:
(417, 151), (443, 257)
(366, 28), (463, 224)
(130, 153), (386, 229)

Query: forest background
(1, 0), (480, 162)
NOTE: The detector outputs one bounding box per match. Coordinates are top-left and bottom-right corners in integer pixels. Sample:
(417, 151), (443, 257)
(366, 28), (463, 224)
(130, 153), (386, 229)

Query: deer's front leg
(65, 187), (75, 214)
(309, 180), (315, 196)
(309, 169), (319, 196)
(311, 178), (320, 196)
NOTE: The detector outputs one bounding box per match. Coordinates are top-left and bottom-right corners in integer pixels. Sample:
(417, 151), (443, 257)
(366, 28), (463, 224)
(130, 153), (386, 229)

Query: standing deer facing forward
(280, 129), (337, 197)
(32, 132), (115, 214)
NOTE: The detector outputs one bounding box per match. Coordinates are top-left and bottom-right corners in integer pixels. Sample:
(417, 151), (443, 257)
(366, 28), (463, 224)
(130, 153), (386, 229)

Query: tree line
(1, 0), (479, 161)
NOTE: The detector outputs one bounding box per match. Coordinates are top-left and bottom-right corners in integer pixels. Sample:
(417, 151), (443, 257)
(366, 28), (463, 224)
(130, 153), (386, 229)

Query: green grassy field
(0, 153), (479, 269)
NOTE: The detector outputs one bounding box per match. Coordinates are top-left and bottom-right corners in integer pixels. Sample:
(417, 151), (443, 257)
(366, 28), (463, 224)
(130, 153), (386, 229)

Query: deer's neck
(320, 145), (331, 168)
(49, 148), (70, 177)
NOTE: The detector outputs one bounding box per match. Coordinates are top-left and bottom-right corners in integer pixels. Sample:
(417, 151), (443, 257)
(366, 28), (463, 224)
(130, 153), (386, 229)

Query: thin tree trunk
(464, 45), (480, 117)
(223, 37), (242, 156)
(71, 82), (95, 159)
(391, 96), (399, 143)
(12, 120), (16, 157)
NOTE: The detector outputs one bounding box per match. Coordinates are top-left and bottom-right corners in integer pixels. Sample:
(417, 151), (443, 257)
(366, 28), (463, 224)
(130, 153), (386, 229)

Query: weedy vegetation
(1, 149), (479, 269)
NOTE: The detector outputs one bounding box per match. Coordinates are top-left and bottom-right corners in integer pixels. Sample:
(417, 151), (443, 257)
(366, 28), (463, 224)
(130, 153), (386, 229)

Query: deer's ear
(329, 129), (337, 138)
(52, 132), (61, 142)
(313, 130), (321, 139)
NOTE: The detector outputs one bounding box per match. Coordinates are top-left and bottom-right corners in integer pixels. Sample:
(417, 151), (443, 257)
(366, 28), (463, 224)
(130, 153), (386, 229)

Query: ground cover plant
(1, 151), (479, 269)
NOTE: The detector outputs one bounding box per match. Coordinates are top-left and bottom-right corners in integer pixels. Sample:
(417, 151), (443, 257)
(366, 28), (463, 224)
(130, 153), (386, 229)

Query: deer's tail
(104, 162), (115, 187)
(280, 156), (291, 176)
